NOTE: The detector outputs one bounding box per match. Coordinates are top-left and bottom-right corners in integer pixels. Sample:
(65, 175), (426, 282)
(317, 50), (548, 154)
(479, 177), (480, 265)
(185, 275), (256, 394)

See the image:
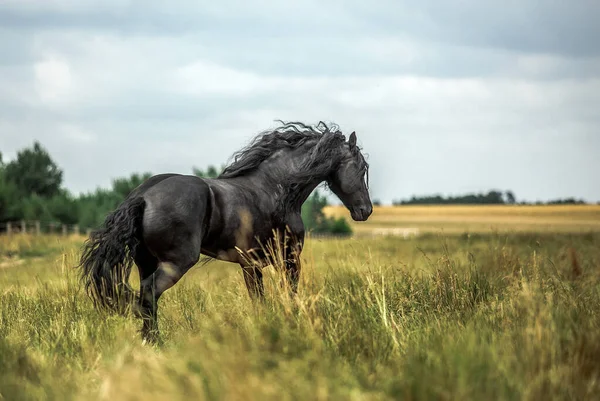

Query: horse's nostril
(357, 205), (372, 219)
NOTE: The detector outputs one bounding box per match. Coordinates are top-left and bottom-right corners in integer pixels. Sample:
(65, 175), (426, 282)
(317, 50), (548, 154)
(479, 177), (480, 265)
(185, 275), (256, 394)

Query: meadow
(325, 204), (600, 235)
(1, 205), (599, 400)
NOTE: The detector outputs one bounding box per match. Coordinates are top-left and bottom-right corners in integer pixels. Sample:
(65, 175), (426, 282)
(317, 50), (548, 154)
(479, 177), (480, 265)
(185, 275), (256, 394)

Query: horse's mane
(219, 121), (348, 181)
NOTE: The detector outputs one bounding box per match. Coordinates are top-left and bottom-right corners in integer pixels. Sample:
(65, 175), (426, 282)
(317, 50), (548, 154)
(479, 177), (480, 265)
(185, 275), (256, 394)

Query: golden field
(324, 204), (600, 235)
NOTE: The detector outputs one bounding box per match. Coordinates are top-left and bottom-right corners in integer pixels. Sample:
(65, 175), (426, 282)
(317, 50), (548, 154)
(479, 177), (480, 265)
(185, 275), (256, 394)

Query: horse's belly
(200, 231), (268, 265)
(200, 246), (243, 264)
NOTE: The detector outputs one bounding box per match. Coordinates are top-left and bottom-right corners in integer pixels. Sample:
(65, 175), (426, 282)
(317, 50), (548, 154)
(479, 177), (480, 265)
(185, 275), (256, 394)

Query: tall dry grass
(0, 231), (599, 400)
(324, 204), (600, 235)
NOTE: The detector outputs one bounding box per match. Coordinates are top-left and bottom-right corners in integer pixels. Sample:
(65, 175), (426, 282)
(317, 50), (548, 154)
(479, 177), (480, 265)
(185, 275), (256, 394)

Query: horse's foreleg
(283, 257), (301, 295)
(241, 265), (264, 299)
(282, 238), (303, 296)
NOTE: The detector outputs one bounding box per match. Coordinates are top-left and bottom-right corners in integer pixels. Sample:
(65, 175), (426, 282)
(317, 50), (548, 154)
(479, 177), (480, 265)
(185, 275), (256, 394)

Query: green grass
(1, 231), (599, 400)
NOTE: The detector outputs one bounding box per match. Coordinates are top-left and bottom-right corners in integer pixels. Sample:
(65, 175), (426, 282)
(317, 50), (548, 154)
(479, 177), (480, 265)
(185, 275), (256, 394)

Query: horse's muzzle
(351, 205), (372, 221)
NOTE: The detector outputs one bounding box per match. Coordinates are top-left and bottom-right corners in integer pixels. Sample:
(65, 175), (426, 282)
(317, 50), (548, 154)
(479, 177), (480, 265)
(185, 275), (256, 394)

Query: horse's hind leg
(138, 244), (200, 343)
(136, 176), (210, 342)
(135, 244), (159, 281)
(132, 244), (159, 318)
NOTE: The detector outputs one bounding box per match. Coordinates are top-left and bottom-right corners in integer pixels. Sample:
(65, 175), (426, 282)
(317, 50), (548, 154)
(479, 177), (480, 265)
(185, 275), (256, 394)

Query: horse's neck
(254, 144), (332, 214)
(287, 177), (323, 212)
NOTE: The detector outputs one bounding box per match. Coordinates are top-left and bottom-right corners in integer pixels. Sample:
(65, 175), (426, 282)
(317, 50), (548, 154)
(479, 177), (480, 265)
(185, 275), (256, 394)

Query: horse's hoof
(131, 303), (144, 319)
(140, 326), (161, 345)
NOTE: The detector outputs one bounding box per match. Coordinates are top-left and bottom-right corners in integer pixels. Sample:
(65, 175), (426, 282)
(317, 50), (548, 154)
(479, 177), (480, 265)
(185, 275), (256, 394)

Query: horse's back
(126, 173), (182, 199)
(140, 175), (212, 264)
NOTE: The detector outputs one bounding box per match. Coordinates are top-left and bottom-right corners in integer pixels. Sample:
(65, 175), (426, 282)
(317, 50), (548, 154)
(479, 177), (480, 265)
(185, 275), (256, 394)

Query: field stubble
(1, 205), (600, 400)
(324, 204), (600, 235)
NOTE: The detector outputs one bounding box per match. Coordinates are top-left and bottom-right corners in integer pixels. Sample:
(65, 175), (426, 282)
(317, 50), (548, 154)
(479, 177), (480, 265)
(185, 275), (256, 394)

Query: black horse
(78, 121), (372, 341)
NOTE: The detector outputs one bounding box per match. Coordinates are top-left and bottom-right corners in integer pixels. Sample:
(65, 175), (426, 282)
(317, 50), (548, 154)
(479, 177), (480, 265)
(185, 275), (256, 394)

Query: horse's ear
(349, 131), (357, 148)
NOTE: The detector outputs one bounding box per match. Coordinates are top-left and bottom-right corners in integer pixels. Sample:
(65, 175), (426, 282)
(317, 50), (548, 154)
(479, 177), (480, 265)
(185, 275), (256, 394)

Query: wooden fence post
(6, 222), (12, 235)
(73, 225), (80, 235)
(35, 221), (41, 235)
(86, 228), (92, 237)
(62, 224), (67, 236)
(21, 220), (26, 234)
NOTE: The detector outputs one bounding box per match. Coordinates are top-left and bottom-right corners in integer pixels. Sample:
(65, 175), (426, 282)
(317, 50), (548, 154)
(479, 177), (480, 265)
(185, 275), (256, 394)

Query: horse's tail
(77, 196), (146, 314)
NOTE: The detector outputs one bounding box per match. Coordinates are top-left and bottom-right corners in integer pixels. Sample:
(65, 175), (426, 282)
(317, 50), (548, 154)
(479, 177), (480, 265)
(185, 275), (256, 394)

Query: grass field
(325, 204), (600, 235)
(1, 205), (600, 400)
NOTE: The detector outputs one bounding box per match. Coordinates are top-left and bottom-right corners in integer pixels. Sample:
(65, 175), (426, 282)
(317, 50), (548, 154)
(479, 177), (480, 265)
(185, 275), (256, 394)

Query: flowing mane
(219, 121), (347, 181)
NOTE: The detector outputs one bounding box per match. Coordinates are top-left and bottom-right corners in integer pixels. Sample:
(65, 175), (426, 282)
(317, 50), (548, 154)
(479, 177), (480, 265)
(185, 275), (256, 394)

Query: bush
(302, 190), (353, 236)
(329, 217), (353, 235)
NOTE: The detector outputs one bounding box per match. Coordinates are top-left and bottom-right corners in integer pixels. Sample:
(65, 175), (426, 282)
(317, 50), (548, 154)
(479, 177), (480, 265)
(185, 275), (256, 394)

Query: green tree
(76, 188), (122, 229)
(4, 141), (63, 198)
(20, 194), (53, 223)
(193, 165), (223, 178)
(0, 158), (21, 222)
(47, 190), (80, 225)
(301, 190), (331, 231)
(505, 191), (516, 204)
(397, 190), (514, 205)
(112, 172), (152, 199)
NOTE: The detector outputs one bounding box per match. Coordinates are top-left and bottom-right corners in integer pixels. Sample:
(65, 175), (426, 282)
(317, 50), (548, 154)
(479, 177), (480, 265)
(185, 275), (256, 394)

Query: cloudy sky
(1, 0), (599, 204)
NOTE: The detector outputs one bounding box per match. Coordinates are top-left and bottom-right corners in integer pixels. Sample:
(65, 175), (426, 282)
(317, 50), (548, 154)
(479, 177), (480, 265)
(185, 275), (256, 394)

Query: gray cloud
(0, 0), (598, 204)
(355, 0), (600, 57)
(3, 0), (599, 57)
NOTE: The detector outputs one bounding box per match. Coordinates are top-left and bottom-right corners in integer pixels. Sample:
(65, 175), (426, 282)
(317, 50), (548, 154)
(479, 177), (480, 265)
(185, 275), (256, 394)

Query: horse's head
(327, 132), (372, 221)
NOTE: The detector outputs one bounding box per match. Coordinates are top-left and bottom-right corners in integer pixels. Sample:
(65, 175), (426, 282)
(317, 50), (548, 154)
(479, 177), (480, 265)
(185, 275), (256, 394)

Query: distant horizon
(1, 1), (598, 205)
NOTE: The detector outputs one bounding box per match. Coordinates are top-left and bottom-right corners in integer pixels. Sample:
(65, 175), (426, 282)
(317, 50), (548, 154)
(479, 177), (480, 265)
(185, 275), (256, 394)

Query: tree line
(0, 141), (352, 235)
(390, 190), (588, 206)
